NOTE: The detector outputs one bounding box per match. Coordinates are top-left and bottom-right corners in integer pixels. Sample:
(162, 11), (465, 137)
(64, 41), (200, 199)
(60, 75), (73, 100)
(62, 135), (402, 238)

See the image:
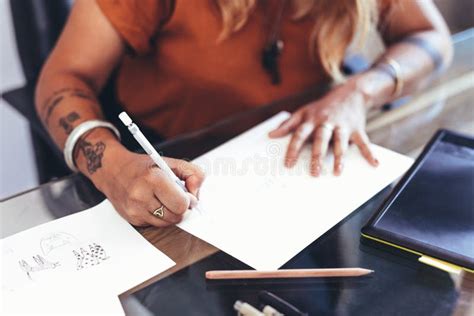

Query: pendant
(261, 39), (284, 85)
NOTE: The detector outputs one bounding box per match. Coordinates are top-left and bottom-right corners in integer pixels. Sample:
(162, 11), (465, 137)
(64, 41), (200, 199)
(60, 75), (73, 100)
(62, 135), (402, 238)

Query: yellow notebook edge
(360, 233), (474, 274)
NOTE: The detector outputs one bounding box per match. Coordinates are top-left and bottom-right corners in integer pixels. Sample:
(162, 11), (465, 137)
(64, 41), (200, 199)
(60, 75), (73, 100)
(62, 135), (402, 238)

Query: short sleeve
(97, 0), (173, 55)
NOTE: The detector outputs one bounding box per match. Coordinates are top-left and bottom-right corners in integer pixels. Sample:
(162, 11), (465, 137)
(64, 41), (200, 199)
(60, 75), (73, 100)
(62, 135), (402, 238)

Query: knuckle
(294, 129), (303, 138)
(281, 118), (291, 127)
(152, 166), (166, 178)
(311, 153), (321, 161)
(169, 214), (183, 224)
(285, 153), (297, 163)
(179, 160), (194, 175)
(175, 215), (184, 223)
(287, 144), (298, 154)
(174, 196), (190, 214)
(314, 136), (323, 144)
(128, 182), (146, 202)
(351, 130), (362, 139)
(333, 126), (345, 139)
(314, 130), (324, 141)
(127, 208), (140, 218)
(293, 111), (303, 121)
(128, 212), (145, 226)
(144, 170), (160, 184)
(312, 145), (322, 155)
(193, 164), (206, 179)
(317, 113), (329, 122)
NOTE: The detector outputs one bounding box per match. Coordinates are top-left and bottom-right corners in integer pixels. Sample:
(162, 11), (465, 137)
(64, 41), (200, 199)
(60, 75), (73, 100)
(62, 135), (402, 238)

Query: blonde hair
(215, 0), (379, 82)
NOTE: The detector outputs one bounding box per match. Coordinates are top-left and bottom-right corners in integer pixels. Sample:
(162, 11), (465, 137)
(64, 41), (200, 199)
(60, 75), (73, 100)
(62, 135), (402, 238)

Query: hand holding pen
(88, 112), (204, 227)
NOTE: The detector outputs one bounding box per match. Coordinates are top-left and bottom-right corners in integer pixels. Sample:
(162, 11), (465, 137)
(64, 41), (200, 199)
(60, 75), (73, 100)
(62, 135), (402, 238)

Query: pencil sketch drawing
(74, 243), (109, 270)
(18, 255), (60, 280)
(40, 232), (78, 255)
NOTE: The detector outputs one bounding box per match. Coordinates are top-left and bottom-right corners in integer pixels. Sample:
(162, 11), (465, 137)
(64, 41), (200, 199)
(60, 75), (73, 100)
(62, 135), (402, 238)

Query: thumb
(268, 114), (302, 138)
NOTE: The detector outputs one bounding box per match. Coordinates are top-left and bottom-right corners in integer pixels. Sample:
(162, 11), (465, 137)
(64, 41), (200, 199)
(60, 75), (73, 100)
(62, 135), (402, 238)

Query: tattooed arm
(35, 0), (124, 178)
(35, 0), (204, 227)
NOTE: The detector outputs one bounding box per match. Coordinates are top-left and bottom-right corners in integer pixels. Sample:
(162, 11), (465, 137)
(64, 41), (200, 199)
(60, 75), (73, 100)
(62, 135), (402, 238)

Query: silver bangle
(63, 120), (120, 172)
(378, 57), (404, 98)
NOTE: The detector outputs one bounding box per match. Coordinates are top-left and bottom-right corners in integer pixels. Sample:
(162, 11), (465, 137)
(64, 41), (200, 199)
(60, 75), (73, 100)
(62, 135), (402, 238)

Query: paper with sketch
(1, 200), (174, 314)
(179, 111), (413, 270)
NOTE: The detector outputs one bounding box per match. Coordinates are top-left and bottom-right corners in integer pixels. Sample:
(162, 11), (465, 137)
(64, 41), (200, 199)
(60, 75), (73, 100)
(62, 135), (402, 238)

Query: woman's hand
(269, 79), (378, 176)
(93, 145), (205, 227)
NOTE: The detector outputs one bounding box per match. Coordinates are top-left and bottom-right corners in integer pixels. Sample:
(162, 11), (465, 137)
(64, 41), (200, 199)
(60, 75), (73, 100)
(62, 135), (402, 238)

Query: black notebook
(362, 130), (474, 272)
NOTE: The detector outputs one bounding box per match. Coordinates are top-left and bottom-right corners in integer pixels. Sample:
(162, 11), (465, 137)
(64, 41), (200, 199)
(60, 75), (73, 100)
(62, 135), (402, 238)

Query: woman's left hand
(269, 80), (379, 176)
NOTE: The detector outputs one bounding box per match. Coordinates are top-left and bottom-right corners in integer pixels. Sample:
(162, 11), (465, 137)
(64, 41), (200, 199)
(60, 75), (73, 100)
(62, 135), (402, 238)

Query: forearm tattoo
(42, 88), (97, 126)
(76, 139), (106, 174)
(58, 112), (81, 134)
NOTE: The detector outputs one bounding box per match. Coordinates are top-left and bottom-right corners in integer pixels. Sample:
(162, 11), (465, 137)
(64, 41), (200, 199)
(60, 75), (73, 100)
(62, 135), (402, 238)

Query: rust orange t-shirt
(97, 0), (328, 138)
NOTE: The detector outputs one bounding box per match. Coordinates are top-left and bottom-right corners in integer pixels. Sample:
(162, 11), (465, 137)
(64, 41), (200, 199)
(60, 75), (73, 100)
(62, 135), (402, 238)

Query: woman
(36, 0), (452, 227)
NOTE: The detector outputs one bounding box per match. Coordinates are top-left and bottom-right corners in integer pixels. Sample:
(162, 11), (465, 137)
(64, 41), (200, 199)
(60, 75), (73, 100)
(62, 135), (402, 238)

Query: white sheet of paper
(1, 200), (175, 314)
(178, 112), (413, 270)
(2, 285), (125, 316)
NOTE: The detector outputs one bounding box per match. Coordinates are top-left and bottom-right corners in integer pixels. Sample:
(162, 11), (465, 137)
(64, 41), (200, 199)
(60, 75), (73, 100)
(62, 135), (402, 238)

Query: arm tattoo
(43, 88), (98, 126)
(69, 89), (96, 101)
(59, 112), (81, 134)
(44, 95), (65, 125)
(77, 139), (106, 174)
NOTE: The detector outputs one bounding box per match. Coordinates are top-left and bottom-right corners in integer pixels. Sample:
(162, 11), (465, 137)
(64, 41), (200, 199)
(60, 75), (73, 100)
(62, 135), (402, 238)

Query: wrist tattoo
(77, 139), (106, 174)
(43, 88), (97, 126)
(59, 112), (81, 134)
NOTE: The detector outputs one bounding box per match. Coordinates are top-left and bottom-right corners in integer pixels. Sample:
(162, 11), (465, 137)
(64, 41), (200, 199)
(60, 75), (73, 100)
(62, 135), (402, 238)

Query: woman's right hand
(92, 144), (205, 227)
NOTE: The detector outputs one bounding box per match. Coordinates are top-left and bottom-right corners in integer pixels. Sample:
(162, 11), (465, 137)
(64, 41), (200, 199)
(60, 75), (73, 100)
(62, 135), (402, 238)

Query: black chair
(2, 0), (138, 184)
(2, 0), (74, 184)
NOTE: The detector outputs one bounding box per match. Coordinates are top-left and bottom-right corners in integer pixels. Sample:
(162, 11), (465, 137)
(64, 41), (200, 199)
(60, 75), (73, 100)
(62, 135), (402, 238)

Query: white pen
(118, 112), (188, 192)
(234, 301), (264, 316)
(262, 305), (283, 316)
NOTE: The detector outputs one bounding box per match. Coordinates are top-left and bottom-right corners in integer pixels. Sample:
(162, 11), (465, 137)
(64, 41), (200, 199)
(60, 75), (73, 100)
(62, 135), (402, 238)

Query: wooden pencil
(205, 268), (374, 280)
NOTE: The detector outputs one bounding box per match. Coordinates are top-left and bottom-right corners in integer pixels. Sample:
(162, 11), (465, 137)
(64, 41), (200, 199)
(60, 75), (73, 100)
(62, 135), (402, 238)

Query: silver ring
(319, 123), (335, 132)
(152, 205), (165, 218)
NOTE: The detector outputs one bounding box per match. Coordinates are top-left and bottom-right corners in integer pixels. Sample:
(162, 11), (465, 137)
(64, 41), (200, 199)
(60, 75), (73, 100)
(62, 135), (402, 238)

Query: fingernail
(335, 163), (343, 176)
(190, 195), (198, 208)
(374, 159), (379, 166)
(285, 159), (295, 168)
(312, 165), (321, 177)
